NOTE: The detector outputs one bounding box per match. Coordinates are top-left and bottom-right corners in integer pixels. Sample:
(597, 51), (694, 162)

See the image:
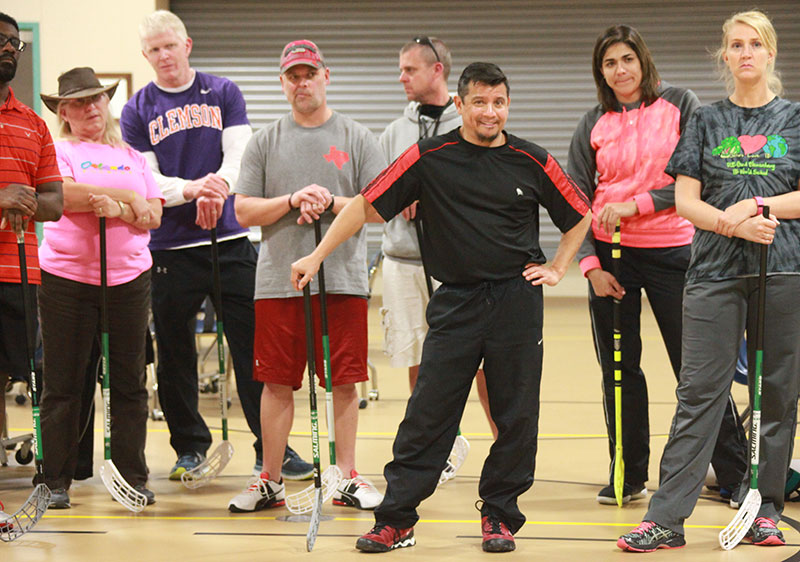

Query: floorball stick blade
(100, 460), (148, 513)
(287, 465), (343, 515)
(719, 488), (761, 550)
(306, 487), (324, 552)
(0, 484), (50, 542)
(439, 434), (470, 485)
(181, 441), (234, 489)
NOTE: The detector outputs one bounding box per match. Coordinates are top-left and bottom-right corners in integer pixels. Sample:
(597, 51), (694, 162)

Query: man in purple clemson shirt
(120, 10), (312, 482)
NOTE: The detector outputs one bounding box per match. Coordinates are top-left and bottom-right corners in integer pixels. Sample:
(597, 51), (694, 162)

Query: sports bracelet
(326, 196), (334, 213)
(753, 196), (764, 215)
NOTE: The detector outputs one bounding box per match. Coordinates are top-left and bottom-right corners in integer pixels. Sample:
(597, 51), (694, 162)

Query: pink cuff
(580, 255), (602, 277)
(633, 193), (654, 215)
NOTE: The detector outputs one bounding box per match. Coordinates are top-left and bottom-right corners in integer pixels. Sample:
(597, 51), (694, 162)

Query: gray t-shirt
(235, 111), (386, 298)
(666, 97), (800, 283)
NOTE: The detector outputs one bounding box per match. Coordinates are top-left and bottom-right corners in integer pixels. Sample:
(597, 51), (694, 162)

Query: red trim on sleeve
(362, 144), (420, 202)
(543, 155), (591, 214)
(507, 145), (591, 214)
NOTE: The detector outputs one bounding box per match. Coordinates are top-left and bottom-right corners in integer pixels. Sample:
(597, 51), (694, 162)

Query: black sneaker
(134, 484), (156, 505)
(617, 520), (685, 552)
(281, 446), (313, 481)
(746, 517), (785, 546)
(481, 515), (515, 552)
(48, 488), (71, 509)
(356, 523), (415, 552)
(596, 483), (647, 505)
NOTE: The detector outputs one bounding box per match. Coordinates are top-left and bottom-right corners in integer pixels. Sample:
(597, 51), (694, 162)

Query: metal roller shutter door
(172, 0), (800, 255)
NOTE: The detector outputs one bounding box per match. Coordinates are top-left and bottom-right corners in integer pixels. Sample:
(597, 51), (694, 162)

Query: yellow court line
(40, 514), (788, 531)
(0, 427), (705, 439)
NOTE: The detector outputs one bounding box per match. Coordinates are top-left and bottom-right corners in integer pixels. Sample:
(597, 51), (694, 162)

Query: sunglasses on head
(413, 36), (440, 63)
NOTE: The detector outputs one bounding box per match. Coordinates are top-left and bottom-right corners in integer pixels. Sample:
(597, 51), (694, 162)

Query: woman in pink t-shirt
(37, 68), (163, 509)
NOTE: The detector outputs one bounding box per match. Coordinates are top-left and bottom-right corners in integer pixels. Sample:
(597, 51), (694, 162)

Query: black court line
(457, 535), (616, 543)
(458, 534), (800, 547)
(779, 515), (800, 562)
(194, 532), (360, 538)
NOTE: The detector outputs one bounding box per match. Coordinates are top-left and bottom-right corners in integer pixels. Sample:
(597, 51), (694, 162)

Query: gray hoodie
(379, 100), (462, 261)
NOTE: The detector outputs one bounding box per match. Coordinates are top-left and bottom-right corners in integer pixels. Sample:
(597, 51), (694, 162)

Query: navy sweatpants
(151, 237), (263, 459)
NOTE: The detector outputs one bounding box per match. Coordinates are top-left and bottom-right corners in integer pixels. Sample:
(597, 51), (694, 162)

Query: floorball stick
(720, 205), (770, 549)
(287, 221), (343, 513)
(97, 217), (148, 512)
(182, 228), (234, 487)
(302, 283), (323, 551)
(612, 220), (624, 507)
(0, 232), (51, 542)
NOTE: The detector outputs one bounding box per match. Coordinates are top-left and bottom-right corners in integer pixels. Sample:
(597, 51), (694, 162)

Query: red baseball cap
(280, 40), (325, 73)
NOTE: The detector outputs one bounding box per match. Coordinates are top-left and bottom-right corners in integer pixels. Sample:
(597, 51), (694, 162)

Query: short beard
(476, 131), (499, 144)
(0, 58), (17, 84)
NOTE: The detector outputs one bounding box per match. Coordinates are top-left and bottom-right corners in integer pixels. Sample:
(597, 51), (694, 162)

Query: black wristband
(326, 195), (334, 212)
(288, 192), (294, 210)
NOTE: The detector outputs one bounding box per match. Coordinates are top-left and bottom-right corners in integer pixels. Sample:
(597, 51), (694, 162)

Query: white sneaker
(333, 470), (383, 510)
(228, 472), (286, 512)
(0, 502), (13, 533)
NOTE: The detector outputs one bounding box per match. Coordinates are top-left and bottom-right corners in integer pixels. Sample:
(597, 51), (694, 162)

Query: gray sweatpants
(646, 275), (800, 534)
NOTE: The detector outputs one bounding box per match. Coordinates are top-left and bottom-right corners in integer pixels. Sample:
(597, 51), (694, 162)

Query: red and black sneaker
(746, 517), (785, 546)
(481, 515), (515, 552)
(356, 523), (415, 552)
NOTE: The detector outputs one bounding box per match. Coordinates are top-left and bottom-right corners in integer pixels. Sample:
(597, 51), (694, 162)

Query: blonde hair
(715, 9), (782, 96)
(57, 94), (127, 148)
(139, 10), (188, 48)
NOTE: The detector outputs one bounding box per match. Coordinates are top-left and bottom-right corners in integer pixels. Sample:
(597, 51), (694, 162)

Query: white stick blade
(719, 488), (761, 550)
(306, 487), (323, 552)
(0, 484), (51, 542)
(100, 460), (148, 513)
(286, 465), (343, 515)
(181, 441), (235, 489)
(439, 434), (470, 485)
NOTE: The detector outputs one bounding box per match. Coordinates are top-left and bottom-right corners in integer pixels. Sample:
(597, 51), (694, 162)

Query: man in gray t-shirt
(228, 40), (386, 514)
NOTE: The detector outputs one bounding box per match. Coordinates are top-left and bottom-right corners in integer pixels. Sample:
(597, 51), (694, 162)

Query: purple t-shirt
(120, 71), (249, 250)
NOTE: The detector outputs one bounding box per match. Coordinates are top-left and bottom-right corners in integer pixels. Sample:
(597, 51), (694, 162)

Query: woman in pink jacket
(567, 25), (746, 506)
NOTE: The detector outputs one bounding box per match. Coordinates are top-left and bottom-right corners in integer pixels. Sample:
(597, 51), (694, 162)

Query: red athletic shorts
(253, 294), (368, 389)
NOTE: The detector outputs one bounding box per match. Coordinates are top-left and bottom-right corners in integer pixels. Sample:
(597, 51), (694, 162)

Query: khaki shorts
(380, 257), (440, 368)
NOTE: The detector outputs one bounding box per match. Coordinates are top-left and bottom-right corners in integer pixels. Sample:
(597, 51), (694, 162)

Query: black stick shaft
(16, 232), (44, 476)
(413, 214), (433, 298)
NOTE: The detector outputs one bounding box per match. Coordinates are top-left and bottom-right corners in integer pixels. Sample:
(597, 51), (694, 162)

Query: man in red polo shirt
(0, 11), (62, 437)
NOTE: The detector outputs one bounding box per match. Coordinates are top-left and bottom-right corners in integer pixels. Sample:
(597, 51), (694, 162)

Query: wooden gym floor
(1, 266), (798, 561)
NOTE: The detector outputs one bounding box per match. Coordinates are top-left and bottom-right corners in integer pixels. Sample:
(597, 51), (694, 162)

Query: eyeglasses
(413, 36), (440, 63)
(0, 33), (26, 53)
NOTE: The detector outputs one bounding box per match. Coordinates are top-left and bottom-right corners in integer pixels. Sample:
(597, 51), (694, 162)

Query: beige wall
(5, 0), (161, 132)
